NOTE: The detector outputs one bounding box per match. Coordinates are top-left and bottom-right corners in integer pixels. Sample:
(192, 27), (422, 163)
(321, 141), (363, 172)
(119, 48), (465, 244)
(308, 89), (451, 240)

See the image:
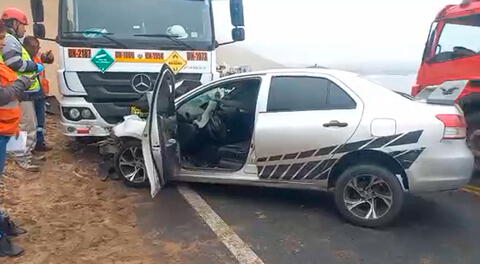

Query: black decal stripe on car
(260, 165), (276, 179)
(268, 155), (283, 161)
(282, 163), (304, 180)
(335, 140), (372, 154)
(304, 160), (328, 180)
(364, 134), (402, 149)
(315, 168), (331, 180)
(395, 148), (425, 169)
(293, 161), (320, 180)
(283, 153), (299, 160)
(258, 166), (264, 174)
(315, 146), (337, 156)
(269, 164), (290, 180)
(313, 159), (338, 180)
(386, 130), (424, 147)
(298, 150), (317, 159)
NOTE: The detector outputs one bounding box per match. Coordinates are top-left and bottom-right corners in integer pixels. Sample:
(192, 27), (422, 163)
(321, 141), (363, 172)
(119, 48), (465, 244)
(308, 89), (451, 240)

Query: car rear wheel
(334, 164), (404, 227)
(114, 140), (149, 188)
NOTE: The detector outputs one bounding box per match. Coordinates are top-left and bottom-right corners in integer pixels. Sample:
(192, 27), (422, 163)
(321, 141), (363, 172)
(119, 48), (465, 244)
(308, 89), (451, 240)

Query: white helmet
(166, 25), (188, 39)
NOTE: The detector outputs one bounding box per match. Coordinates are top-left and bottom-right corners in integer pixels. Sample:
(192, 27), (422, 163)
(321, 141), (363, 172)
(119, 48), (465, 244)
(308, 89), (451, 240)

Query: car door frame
(143, 64), (179, 197)
(253, 72), (365, 183)
(172, 74), (271, 181)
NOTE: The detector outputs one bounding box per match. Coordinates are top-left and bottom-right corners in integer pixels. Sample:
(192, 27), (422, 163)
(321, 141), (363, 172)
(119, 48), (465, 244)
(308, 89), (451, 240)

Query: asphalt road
(133, 177), (480, 264)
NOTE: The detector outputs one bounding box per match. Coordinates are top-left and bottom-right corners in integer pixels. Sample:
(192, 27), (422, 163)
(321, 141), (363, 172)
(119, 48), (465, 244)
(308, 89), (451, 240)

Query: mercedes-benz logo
(131, 74), (153, 94)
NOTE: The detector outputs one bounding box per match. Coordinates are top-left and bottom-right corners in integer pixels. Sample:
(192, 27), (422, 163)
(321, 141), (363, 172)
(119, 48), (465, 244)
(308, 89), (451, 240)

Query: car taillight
(436, 114), (467, 139)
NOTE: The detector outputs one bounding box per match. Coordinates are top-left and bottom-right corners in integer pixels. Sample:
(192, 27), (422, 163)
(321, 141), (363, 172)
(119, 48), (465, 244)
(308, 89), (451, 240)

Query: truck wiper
(63, 31), (129, 49)
(133, 34), (194, 50)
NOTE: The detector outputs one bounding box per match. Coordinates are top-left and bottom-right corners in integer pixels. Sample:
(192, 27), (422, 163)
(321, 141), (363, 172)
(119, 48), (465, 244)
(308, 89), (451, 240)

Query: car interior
(176, 78), (261, 171)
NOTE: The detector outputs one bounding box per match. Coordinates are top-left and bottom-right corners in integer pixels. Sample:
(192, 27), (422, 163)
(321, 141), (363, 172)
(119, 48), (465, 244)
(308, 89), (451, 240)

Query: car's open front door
(142, 64), (179, 197)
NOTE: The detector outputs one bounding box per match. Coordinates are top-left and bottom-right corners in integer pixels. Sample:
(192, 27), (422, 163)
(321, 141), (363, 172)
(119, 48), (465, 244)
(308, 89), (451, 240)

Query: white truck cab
(30, 0), (246, 137)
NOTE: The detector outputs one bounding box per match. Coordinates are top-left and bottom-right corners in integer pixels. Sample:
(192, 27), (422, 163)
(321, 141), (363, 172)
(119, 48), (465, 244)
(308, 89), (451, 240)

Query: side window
(267, 76), (356, 112)
(327, 81), (356, 109)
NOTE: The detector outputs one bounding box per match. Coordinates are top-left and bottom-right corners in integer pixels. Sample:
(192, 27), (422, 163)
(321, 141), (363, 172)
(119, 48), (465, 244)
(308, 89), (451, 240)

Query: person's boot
(16, 159), (40, 172)
(0, 217), (27, 237)
(0, 233), (24, 257)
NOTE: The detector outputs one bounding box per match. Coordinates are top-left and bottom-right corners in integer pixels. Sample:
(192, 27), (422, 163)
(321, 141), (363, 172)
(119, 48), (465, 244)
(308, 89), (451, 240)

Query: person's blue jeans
(34, 95), (46, 147)
(0, 135), (11, 174)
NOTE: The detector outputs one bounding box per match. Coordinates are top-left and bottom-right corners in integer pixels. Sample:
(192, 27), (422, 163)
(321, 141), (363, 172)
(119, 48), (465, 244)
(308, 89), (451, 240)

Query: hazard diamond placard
(165, 51), (187, 74)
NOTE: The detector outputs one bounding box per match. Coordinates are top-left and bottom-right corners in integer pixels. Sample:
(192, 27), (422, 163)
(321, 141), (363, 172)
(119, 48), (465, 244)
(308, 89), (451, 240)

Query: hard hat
(1, 8), (29, 25)
(166, 25), (188, 39)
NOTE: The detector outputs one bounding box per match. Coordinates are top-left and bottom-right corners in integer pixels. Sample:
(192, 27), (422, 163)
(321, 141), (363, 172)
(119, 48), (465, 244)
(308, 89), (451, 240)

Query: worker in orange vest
(0, 19), (30, 258)
(23, 36), (52, 152)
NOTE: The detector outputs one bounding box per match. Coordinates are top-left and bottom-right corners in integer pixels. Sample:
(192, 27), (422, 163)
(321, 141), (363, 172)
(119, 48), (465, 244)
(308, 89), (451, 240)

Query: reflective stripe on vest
(5, 33), (40, 91)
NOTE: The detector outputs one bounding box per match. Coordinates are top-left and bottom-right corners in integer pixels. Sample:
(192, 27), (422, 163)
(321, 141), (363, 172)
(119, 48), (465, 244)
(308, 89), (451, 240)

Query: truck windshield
(60, 0), (214, 50)
(431, 14), (480, 62)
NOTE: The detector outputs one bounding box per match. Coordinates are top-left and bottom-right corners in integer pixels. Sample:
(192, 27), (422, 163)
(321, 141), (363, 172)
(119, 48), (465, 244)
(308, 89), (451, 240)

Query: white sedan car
(120, 65), (473, 227)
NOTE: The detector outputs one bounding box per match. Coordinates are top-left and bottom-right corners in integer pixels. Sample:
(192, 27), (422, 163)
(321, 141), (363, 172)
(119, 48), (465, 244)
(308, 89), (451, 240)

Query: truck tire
(114, 140), (149, 188)
(467, 112), (480, 155)
(334, 164), (404, 228)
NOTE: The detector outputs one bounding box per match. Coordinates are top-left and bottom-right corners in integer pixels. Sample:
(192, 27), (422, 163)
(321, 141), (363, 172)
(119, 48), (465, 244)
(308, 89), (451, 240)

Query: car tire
(334, 164), (404, 228)
(114, 140), (149, 188)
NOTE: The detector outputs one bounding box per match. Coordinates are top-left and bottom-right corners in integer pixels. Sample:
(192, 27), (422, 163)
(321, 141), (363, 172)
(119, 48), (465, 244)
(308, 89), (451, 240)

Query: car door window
(267, 76), (355, 112)
(327, 81), (356, 109)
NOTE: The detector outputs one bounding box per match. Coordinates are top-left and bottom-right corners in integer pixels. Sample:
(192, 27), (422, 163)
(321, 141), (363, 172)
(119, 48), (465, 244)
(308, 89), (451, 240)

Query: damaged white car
(114, 65), (473, 227)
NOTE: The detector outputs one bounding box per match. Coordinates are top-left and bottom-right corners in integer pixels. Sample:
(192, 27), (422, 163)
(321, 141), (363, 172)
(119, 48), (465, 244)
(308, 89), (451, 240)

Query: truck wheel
(466, 112), (480, 170)
(334, 164), (404, 228)
(114, 140), (149, 188)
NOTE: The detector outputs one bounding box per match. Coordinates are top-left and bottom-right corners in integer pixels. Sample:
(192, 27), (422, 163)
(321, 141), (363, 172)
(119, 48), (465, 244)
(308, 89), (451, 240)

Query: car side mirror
(30, 0), (45, 23)
(232, 28), (245, 42)
(230, 0), (245, 27)
(33, 24), (46, 39)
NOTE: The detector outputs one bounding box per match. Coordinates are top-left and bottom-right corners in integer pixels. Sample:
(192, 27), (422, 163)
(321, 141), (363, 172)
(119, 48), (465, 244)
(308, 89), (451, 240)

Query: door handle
(323, 120), (348, 128)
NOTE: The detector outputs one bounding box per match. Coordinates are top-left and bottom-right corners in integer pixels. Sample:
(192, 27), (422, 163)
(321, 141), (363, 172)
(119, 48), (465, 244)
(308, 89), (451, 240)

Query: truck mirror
(230, 0), (245, 27)
(33, 24), (46, 39)
(30, 0), (45, 23)
(232, 28), (245, 42)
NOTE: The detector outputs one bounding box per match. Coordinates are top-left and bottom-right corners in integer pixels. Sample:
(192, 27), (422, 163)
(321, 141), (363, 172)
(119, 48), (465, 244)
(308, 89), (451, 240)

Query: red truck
(413, 0), (480, 162)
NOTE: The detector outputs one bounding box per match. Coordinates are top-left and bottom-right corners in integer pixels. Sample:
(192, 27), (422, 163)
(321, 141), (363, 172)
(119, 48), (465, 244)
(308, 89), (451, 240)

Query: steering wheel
(205, 104), (227, 142)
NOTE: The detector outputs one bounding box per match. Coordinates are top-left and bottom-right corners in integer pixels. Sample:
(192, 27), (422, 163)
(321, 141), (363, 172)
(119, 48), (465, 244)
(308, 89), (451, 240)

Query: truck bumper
(60, 97), (113, 137)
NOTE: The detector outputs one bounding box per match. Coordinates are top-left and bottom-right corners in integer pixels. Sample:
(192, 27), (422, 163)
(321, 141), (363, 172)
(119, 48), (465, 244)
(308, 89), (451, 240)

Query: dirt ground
(0, 116), (156, 264)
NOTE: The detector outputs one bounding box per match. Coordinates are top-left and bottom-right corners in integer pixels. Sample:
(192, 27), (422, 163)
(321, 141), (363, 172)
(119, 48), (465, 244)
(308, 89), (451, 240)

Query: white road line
(177, 185), (265, 264)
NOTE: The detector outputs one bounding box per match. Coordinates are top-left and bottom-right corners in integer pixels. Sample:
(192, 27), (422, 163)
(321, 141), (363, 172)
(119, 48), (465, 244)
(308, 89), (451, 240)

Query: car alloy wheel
(114, 140), (149, 187)
(334, 164), (404, 227)
(343, 175), (393, 220)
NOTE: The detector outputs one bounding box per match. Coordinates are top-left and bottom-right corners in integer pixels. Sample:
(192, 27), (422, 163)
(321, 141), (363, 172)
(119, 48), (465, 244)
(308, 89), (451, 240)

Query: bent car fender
(112, 115), (146, 140)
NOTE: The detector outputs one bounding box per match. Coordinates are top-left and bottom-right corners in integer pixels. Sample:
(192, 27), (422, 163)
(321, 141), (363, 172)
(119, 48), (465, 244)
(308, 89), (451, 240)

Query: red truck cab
(413, 0), (480, 137)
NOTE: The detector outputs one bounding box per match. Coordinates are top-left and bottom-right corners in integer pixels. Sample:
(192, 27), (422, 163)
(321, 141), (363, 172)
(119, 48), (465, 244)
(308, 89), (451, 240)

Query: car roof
(223, 68), (360, 80)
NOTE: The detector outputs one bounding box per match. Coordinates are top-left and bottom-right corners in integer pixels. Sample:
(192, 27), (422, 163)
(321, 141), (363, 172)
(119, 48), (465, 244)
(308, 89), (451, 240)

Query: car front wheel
(114, 140), (149, 188)
(334, 164), (404, 227)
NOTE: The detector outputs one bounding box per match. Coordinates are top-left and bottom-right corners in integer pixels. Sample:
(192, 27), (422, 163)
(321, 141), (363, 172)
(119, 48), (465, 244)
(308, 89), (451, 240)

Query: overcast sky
(213, 0), (456, 73)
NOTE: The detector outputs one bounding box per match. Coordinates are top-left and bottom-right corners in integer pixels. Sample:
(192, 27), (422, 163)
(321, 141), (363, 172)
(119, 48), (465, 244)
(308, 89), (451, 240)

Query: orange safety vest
(0, 61), (21, 136)
(33, 56), (50, 95)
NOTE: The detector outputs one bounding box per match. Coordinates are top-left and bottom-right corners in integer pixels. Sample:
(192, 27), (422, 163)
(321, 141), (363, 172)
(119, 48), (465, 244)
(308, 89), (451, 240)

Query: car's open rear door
(142, 64), (179, 197)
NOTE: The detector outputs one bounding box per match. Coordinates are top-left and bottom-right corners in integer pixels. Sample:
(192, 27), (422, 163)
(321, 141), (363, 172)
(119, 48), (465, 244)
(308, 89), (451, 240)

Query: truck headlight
(62, 107), (96, 121)
(69, 108), (81, 120)
(81, 109), (93, 119)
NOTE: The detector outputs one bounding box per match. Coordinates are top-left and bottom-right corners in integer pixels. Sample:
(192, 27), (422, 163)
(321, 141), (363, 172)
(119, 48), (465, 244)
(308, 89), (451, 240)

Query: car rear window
(267, 76), (356, 112)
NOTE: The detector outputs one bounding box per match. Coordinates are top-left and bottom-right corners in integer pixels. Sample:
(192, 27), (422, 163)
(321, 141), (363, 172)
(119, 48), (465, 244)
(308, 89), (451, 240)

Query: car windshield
(431, 14), (480, 62)
(60, 0), (214, 49)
